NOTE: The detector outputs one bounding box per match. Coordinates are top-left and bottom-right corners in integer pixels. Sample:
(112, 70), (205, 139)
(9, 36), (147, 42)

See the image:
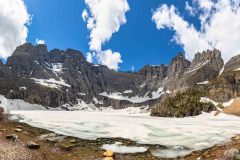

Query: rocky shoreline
(1, 117), (240, 160)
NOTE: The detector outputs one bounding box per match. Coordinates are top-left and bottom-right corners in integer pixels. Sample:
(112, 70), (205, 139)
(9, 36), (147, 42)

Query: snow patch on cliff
(100, 88), (164, 103)
(31, 78), (71, 89)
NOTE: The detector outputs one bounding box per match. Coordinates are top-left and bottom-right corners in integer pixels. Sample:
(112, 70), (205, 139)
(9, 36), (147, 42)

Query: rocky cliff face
(224, 54), (240, 72)
(0, 43), (227, 110)
(163, 49), (224, 91)
(183, 49), (224, 86)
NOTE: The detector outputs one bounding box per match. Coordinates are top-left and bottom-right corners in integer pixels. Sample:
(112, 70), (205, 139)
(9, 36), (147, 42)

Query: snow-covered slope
(0, 95), (46, 111)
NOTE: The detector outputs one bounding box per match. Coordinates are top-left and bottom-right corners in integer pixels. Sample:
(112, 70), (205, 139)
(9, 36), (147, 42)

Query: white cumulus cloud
(185, 2), (195, 16)
(82, 9), (89, 22)
(97, 50), (122, 70)
(82, 0), (129, 70)
(197, 0), (214, 10)
(0, 0), (30, 58)
(86, 52), (93, 63)
(152, 0), (240, 63)
(36, 38), (45, 45)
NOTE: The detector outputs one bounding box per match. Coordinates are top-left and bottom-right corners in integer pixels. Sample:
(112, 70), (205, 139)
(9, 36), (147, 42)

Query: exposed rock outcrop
(224, 54), (240, 72)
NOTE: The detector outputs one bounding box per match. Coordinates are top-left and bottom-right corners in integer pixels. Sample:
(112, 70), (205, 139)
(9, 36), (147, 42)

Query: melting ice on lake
(10, 110), (240, 158)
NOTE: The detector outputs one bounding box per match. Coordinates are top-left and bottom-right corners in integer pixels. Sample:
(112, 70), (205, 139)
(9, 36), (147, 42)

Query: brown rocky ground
(0, 121), (157, 160)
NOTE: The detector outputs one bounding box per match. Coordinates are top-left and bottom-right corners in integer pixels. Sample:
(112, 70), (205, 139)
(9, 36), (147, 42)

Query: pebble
(103, 150), (114, 157)
(14, 128), (22, 132)
(0, 129), (6, 131)
(26, 141), (40, 149)
(6, 134), (18, 142)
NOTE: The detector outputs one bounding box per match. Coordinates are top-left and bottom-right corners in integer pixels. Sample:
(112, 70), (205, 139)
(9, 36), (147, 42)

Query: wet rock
(39, 133), (65, 143)
(59, 142), (78, 151)
(26, 141), (40, 149)
(103, 150), (114, 157)
(6, 134), (18, 142)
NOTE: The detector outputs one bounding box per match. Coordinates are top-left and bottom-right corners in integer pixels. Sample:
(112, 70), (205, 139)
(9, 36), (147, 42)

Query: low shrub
(151, 89), (215, 117)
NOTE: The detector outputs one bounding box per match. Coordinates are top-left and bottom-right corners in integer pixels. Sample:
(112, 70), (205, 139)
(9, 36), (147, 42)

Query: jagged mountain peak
(0, 45), (228, 110)
(167, 52), (190, 78)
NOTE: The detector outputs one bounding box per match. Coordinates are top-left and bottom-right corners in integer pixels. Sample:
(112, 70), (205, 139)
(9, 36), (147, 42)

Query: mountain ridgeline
(0, 43), (239, 116)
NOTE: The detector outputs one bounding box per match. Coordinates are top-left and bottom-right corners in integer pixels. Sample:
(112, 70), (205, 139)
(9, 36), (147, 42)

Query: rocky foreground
(0, 109), (240, 160)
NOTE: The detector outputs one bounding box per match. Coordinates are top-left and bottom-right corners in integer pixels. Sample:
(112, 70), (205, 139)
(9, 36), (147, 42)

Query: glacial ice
(10, 110), (240, 158)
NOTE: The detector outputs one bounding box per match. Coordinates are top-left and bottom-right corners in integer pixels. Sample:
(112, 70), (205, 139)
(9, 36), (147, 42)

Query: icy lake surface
(11, 110), (240, 158)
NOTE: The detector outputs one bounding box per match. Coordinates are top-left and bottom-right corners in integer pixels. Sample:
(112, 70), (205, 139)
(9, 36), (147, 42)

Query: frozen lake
(10, 110), (240, 158)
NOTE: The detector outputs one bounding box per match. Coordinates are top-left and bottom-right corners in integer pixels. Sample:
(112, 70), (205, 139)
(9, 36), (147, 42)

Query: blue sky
(18, 0), (240, 71)
(22, 0), (187, 71)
